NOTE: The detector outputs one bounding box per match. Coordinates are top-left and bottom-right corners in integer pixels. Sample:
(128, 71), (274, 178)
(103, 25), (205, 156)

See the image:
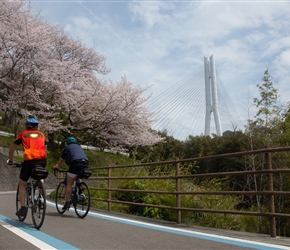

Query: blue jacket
(61, 144), (88, 166)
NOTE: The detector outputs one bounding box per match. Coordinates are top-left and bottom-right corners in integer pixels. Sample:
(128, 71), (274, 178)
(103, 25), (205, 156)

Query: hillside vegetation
(0, 134), (135, 170)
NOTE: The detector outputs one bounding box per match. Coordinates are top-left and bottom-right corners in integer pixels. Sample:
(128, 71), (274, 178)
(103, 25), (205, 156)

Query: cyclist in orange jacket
(8, 117), (47, 217)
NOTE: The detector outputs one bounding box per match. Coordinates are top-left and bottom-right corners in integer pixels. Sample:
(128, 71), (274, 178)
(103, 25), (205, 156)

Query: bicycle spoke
(31, 180), (46, 229)
(74, 182), (91, 218)
(56, 182), (67, 214)
(16, 184), (28, 222)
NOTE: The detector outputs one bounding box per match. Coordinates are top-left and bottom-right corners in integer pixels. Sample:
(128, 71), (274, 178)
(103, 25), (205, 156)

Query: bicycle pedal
(62, 202), (71, 211)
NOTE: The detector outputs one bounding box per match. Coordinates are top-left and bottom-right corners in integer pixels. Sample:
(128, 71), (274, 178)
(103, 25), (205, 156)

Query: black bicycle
(55, 168), (92, 218)
(8, 162), (48, 229)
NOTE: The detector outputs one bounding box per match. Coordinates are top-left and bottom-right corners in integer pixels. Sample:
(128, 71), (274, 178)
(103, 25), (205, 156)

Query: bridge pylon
(204, 55), (222, 136)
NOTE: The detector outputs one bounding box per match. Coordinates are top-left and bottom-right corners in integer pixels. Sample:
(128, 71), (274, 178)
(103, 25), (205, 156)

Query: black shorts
(20, 159), (47, 182)
(68, 162), (89, 175)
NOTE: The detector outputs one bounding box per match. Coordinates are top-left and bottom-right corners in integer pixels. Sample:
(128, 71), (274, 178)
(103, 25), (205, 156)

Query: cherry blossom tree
(0, 0), (164, 150)
(76, 76), (163, 149)
(0, 0), (59, 133)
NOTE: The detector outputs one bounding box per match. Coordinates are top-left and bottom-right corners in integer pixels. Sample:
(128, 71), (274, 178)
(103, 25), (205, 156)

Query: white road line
(0, 219), (57, 250)
(46, 200), (290, 250)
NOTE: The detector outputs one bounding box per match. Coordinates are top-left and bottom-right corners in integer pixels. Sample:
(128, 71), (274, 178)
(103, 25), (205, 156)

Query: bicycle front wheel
(31, 180), (46, 229)
(16, 184), (28, 221)
(55, 181), (66, 214)
(74, 182), (91, 218)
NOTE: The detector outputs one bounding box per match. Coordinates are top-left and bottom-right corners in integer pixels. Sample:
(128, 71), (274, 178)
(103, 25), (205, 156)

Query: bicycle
(54, 168), (92, 218)
(8, 161), (48, 229)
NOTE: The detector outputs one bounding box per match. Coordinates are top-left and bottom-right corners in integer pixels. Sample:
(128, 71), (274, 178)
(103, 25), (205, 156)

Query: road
(0, 191), (289, 250)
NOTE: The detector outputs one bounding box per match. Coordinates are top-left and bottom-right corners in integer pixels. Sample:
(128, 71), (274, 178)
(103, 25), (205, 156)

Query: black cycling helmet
(25, 117), (39, 130)
(66, 137), (77, 145)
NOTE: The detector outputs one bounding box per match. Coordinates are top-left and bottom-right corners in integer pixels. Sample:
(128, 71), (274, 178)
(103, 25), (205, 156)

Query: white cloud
(29, 1), (290, 139)
(279, 49), (290, 68)
(129, 2), (175, 28)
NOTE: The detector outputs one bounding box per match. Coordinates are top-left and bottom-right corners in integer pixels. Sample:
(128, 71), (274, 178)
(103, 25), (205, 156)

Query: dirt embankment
(0, 149), (57, 191)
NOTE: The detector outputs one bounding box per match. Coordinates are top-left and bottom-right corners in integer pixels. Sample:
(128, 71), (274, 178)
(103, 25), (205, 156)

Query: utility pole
(204, 55), (222, 136)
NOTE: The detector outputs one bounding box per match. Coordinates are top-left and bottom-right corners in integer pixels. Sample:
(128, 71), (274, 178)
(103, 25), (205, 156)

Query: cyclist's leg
(63, 164), (83, 209)
(16, 164), (31, 216)
(65, 174), (75, 202)
(18, 179), (27, 206)
(16, 179), (28, 216)
(17, 160), (46, 215)
(66, 164), (84, 201)
(61, 172), (77, 210)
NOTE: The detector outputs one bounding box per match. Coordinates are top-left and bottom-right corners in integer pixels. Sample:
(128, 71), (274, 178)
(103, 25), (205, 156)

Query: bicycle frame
(10, 162), (47, 229)
(71, 178), (81, 202)
(55, 169), (91, 218)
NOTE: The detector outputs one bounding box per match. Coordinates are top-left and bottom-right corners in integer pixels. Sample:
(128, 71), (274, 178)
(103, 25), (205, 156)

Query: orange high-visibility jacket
(14, 130), (46, 161)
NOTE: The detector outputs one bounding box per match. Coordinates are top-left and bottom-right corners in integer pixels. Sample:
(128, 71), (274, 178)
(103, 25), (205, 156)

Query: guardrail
(58, 146), (290, 237)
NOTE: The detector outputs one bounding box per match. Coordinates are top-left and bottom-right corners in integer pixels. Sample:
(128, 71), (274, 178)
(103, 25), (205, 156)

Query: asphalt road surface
(0, 191), (289, 250)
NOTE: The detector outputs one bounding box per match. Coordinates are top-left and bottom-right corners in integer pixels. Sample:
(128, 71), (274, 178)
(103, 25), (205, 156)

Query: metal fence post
(108, 167), (111, 211)
(265, 150), (276, 237)
(175, 159), (181, 223)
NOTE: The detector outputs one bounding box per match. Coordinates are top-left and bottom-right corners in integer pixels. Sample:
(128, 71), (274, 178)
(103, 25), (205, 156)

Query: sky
(27, 0), (290, 140)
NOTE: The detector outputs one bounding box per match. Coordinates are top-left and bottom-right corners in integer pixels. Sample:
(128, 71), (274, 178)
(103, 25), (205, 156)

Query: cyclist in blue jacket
(53, 137), (89, 210)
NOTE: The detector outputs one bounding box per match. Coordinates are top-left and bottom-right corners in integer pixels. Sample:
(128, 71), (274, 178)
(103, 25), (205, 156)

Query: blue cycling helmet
(66, 137), (77, 145)
(25, 117), (39, 129)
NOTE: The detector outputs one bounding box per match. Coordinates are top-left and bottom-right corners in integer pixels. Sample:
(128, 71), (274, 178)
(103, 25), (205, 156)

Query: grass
(0, 135), (15, 148)
(0, 134), (135, 170)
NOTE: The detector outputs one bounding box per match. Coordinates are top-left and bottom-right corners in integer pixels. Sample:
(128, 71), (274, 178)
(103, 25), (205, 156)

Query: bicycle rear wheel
(55, 181), (66, 214)
(31, 180), (46, 229)
(74, 182), (91, 218)
(16, 184), (28, 221)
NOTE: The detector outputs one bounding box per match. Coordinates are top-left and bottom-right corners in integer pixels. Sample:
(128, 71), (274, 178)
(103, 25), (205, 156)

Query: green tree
(131, 130), (184, 164)
(280, 107), (290, 146)
(243, 70), (285, 230)
(248, 69), (283, 147)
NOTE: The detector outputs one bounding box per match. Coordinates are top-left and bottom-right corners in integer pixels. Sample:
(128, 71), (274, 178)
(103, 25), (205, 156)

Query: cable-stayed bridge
(147, 55), (244, 141)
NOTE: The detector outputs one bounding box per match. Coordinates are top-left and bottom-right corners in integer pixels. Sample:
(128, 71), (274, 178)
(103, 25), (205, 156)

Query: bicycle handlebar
(53, 168), (68, 177)
(54, 168), (68, 173)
